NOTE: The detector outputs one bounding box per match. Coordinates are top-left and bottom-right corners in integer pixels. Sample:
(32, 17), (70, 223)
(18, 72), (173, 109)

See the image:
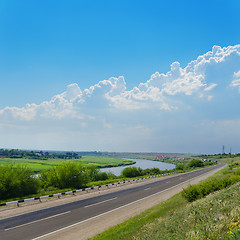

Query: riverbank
(100, 158), (175, 176)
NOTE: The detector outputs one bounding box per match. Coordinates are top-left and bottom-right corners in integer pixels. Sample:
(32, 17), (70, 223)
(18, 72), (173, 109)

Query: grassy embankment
(91, 156), (240, 240)
(0, 156), (134, 172)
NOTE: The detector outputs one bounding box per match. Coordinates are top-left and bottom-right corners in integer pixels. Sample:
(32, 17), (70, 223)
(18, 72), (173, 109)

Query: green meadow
(0, 156), (135, 172)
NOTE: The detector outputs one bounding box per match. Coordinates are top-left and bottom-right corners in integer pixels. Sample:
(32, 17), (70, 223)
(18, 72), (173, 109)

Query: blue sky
(0, 0), (240, 153)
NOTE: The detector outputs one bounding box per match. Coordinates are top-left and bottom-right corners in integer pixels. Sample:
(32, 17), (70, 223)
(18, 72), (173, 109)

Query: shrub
(96, 172), (108, 181)
(0, 164), (40, 200)
(175, 163), (185, 171)
(182, 185), (201, 202)
(88, 165), (100, 181)
(233, 168), (240, 175)
(182, 175), (240, 202)
(149, 167), (161, 175)
(122, 167), (143, 178)
(187, 159), (204, 168)
(87, 165), (116, 181)
(106, 172), (116, 180)
(203, 161), (214, 166)
(40, 162), (89, 189)
(229, 162), (240, 170)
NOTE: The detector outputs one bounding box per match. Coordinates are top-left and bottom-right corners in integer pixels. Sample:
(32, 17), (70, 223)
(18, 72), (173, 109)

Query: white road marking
(84, 197), (117, 208)
(32, 174), (208, 240)
(144, 187), (151, 190)
(4, 211), (71, 231)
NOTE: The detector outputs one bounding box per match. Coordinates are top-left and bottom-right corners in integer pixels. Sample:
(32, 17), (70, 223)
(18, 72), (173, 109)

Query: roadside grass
(91, 163), (240, 240)
(182, 171), (240, 202)
(0, 156), (134, 172)
(91, 193), (188, 240)
(130, 182), (240, 240)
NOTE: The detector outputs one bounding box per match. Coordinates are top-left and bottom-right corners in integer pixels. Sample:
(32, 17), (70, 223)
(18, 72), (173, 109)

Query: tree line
(0, 149), (81, 160)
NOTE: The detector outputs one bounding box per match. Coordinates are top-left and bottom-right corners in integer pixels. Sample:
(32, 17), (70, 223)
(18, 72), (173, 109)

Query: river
(100, 158), (175, 176)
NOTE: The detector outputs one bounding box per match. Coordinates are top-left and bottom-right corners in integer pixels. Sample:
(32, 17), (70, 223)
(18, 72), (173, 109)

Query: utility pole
(222, 145), (225, 154)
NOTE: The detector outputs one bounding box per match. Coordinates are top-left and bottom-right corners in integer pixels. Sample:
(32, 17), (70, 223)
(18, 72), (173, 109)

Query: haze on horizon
(0, 0), (240, 154)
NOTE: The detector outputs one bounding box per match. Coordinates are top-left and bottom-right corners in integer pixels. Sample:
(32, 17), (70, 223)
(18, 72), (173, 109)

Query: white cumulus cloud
(1, 44), (240, 152)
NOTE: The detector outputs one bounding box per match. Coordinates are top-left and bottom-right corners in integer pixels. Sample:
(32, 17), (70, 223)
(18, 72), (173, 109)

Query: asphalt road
(0, 163), (225, 240)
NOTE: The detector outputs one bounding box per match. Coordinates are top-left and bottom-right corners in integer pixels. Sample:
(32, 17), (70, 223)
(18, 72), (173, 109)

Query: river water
(100, 158), (175, 176)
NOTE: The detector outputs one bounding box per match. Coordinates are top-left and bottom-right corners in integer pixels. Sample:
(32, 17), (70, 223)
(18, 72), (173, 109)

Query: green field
(0, 156), (135, 172)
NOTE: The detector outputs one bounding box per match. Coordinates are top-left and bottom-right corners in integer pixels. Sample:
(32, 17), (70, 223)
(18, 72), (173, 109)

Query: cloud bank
(1, 45), (240, 153)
